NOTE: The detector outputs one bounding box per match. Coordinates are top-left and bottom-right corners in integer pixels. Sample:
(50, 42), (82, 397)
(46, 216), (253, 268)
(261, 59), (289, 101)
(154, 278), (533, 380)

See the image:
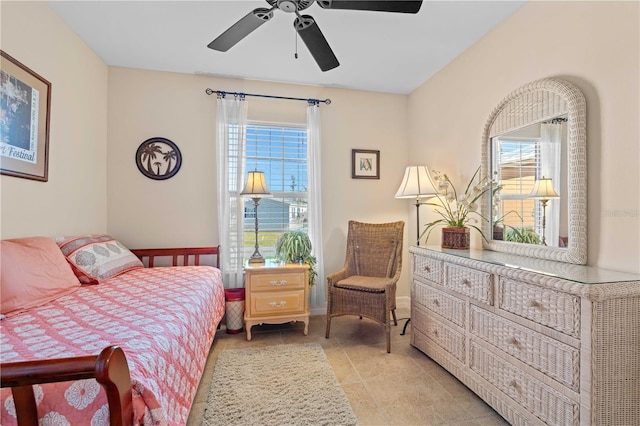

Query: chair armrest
(326, 268), (348, 286)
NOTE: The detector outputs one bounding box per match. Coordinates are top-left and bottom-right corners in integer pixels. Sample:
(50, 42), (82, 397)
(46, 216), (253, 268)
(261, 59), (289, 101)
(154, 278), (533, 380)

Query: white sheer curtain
(306, 103), (325, 310)
(216, 95), (248, 288)
(539, 122), (562, 247)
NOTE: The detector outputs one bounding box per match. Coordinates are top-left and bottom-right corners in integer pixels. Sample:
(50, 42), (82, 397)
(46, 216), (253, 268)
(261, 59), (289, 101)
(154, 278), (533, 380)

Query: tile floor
(187, 307), (510, 425)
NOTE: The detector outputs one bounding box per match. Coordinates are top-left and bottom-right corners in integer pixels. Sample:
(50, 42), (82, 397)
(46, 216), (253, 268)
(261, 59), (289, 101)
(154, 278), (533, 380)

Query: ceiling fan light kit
(207, 0), (423, 71)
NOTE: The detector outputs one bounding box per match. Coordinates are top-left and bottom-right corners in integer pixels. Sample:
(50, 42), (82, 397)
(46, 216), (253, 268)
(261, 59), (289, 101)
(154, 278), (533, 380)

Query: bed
(0, 236), (225, 425)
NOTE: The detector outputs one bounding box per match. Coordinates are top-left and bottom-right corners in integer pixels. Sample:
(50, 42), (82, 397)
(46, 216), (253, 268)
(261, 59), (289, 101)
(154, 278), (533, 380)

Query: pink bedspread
(0, 266), (225, 425)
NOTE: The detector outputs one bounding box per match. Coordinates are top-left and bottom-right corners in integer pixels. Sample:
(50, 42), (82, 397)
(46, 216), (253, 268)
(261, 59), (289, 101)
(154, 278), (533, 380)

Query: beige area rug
(201, 343), (358, 426)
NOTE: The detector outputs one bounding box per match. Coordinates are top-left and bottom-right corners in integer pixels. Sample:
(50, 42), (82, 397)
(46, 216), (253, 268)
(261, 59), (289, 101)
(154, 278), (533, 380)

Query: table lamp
(529, 176), (559, 246)
(240, 170), (272, 264)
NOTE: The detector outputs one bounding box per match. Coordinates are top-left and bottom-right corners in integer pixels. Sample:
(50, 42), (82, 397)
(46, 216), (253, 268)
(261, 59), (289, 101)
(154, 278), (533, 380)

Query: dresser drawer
(470, 342), (579, 426)
(470, 305), (579, 391)
(251, 272), (305, 291)
(413, 255), (443, 284)
(498, 278), (580, 338)
(250, 290), (306, 316)
(413, 305), (465, 362)
(413, 280), (465, 327)
(444, 264), (493, 305)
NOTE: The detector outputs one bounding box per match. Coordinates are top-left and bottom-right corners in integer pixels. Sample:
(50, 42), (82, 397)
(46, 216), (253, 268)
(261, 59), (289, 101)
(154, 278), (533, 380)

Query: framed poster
(351, 149), (380, 179)
(0, 51), (51, 182)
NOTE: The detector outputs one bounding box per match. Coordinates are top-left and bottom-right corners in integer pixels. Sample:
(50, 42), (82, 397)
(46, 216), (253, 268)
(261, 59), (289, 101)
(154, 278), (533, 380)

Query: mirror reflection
(490, 116), (568, 248)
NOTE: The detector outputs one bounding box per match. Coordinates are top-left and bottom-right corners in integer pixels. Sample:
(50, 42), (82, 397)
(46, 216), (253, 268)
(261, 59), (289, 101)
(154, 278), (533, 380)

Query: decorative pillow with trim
(55, 234), (144, 284)
(1, 236), (81, 317)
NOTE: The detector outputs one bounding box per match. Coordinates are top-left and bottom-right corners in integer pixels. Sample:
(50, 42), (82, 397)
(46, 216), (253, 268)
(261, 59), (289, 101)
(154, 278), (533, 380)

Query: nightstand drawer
(251, 272), (305, 291)
(250, 290), (306, 316)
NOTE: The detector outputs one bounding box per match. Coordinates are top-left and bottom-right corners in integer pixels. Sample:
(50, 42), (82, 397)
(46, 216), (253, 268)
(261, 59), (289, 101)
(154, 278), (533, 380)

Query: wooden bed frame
(130, 246), (220, 268)
(0, 246), (221, 426)
(1, 346), (132, 426)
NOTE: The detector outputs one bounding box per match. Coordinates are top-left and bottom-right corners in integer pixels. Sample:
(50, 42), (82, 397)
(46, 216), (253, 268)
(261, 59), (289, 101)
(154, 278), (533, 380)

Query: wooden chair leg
(325, 316), (331, 338)
(386, 319), (391, 353)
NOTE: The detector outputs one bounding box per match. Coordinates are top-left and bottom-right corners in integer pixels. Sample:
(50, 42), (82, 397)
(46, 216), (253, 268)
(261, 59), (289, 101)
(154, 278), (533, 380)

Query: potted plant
(504, 227), (542, 245)
(420, 166), (500, 249)
(274, 230), (317, 286)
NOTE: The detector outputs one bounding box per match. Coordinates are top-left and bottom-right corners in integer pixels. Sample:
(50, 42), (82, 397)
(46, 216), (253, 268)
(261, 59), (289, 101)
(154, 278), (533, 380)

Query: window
(493, 137), (539, 231)
(231, 123), (309, 262)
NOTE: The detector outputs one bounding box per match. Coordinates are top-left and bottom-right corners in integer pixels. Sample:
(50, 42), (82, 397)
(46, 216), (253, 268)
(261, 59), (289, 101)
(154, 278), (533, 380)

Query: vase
(441, 227), (470, 249)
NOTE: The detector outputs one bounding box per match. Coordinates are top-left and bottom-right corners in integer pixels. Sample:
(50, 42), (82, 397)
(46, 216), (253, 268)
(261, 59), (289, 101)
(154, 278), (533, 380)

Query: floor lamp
(395, 165), (438, 336)
(395, 165), (438, 246)
(241, 170), (272, 264)
(529, 176), (559, 246)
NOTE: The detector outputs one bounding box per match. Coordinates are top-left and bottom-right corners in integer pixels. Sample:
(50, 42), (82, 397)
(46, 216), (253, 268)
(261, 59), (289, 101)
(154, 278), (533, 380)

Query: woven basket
(442, 227), (470, 249)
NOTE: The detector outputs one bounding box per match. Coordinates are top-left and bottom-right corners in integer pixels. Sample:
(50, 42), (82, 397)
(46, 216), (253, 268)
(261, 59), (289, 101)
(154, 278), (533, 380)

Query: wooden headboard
(130, 246), (220, 269)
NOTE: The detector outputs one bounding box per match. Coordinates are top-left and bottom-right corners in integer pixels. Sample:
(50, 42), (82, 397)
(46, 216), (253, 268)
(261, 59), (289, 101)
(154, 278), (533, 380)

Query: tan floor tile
(340, 381), (390, 425)
(474, 413), (511, 426)
(188, 314), (508, 426)
(324, 346), (361, 385)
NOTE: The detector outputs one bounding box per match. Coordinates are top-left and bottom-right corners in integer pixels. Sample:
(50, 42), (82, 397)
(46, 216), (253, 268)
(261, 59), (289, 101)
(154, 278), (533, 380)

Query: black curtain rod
(205, 88), (331, 105)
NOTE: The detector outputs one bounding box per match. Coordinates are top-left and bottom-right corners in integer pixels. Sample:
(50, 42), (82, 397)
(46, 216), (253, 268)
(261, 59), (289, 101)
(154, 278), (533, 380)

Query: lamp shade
(240, 170), (272, 198)
(529, 177), (560, 199)
(395, 165), (438, 199)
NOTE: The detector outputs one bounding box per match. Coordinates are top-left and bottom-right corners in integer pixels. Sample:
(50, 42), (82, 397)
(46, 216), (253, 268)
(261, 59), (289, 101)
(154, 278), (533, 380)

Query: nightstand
(243, 261), (310, 340)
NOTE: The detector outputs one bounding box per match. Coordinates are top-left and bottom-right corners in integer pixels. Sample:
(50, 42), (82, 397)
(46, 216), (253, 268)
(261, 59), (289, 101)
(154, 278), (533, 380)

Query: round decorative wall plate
(135, 137), (182, 180)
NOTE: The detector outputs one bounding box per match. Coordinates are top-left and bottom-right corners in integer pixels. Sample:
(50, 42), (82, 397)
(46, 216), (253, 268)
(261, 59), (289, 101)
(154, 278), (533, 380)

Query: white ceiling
(48, 0), (525, 95)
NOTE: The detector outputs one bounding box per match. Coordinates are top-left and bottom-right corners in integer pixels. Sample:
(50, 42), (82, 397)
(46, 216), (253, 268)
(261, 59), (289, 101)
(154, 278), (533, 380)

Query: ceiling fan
(207, 0), (423, 72)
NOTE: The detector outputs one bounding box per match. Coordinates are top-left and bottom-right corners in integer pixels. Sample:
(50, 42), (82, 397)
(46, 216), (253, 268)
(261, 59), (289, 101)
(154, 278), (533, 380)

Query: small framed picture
(0, 51), (52, 182)
(352, 149), (380, 179)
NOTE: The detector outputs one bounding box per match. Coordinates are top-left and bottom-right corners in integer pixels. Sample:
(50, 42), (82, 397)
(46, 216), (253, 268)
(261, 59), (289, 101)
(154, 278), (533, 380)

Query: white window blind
(494, 138), (540, 231)
(236, 123), (309, 261)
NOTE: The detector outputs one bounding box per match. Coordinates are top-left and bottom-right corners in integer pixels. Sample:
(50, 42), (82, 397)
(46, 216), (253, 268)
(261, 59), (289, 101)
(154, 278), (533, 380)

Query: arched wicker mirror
(481, 78), (587, 264)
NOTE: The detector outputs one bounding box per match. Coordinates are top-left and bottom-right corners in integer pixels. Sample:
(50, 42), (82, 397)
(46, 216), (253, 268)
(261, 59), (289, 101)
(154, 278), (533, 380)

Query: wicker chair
(325, 220), (404, 353)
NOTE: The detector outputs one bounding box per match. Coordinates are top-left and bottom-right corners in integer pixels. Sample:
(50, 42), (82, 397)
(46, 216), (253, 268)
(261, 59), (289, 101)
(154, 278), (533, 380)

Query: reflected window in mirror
(491, 116), (568, 248)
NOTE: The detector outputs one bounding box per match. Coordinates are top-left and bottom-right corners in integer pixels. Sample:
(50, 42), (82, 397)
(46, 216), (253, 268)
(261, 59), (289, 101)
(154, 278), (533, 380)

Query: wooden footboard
(131, 246), (220, 268)
(0, 346), (133, 426)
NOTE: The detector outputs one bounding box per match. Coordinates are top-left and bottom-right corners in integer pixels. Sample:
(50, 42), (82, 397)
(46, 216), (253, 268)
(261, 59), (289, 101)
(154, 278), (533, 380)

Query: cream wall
(408, 1), (640, 274)
(0, 2), (108, 239)
(107, 68), (411, 295)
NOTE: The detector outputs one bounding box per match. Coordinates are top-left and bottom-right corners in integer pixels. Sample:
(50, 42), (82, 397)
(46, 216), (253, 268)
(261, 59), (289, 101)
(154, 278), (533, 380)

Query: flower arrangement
(419, 166), (499, 245)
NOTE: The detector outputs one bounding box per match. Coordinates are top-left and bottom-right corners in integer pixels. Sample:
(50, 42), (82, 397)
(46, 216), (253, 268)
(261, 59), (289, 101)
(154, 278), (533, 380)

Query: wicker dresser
(410, 246), (640, 426)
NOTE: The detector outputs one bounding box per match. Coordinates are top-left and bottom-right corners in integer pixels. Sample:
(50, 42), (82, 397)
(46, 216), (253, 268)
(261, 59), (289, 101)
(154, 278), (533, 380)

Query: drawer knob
(529, 300), (542, 309)
(433, 299), (441, 307)
(269, 280), (287, 286)
(508, 380), (521, 393)
(508, 337), (522, 349)
(269, 301), (287, 308)
(462, 279), (472, 287)
(424, 265), (431, 273)
(433, 329), (439, 337)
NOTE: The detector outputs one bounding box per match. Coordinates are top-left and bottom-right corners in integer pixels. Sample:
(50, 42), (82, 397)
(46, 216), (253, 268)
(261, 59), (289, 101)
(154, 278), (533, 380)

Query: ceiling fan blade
(317, 0), (422, 13)
(294, 15), (339, 72)
(208, 8), (274, 51)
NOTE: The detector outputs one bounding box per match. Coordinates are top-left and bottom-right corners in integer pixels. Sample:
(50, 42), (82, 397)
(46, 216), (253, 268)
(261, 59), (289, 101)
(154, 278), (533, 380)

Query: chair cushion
(334, 275), (393, 293)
